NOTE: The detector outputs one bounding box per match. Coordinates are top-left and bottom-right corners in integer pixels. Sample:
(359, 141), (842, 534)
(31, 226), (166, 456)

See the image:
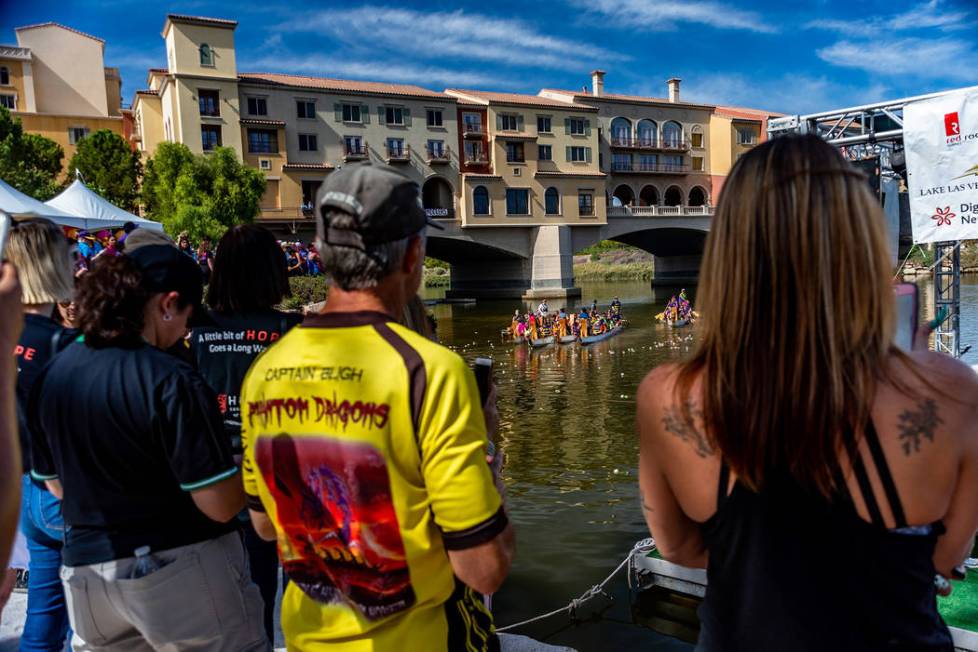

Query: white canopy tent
(0, 177), (80, 225)
(45, 178), (164, 232)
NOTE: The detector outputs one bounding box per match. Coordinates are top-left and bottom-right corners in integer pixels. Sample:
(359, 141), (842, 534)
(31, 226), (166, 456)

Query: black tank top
(698, 421), (953, 651)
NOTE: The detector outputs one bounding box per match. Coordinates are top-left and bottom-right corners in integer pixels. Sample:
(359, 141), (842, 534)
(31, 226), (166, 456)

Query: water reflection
(420, 276), (977, 651)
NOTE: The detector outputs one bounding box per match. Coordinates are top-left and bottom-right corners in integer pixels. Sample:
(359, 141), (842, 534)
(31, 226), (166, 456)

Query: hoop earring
(163, 314), (172, 322)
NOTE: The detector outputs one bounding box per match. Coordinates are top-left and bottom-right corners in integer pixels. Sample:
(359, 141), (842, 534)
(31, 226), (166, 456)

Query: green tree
(0, 106), (63, 200)
(67, 129), (142, 211)
(141, 142), (265, 242)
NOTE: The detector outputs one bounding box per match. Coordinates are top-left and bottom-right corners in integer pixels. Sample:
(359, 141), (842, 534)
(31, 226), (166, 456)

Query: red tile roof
(239, 72), (450, 100)
(240, 118), (286, 127)
(135, 89), (158, 96)
(15, 22), (104, 44)
(713, 105), (784, 120)
(448, 89), (597, 111)
(540, 88), (714, 110)
(166, 14), (238, 28)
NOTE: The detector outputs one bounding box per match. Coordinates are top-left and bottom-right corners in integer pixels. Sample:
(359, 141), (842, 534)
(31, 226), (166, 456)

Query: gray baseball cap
(315, 164), (443, 251)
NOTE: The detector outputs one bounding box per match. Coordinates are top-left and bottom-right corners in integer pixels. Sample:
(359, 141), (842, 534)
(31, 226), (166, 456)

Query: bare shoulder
(637, 362), (681, 410)
(889, 350), (978, 451)
(637, 363), (714, 458)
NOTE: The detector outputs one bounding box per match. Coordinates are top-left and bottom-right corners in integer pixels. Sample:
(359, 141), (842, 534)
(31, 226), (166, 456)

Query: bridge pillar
(652, 254), (702, 287)
(521, 225), (581, 301)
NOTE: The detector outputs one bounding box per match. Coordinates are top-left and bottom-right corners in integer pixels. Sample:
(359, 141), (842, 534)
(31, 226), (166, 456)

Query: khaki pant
(61, 532), (269, 652)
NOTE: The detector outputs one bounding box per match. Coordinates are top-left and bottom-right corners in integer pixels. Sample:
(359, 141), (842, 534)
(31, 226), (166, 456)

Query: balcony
(386, 144), (411, 163)
(463, 122), (485, 138)
(464, 153), (489, 166)
(610, 135), (690, 151)
(424, 207), (455, 219)
(608, 205), (713, 217)
(343, 143), (369, 162)
(427, 145), (451, 164)
(610, 161), (691, 174)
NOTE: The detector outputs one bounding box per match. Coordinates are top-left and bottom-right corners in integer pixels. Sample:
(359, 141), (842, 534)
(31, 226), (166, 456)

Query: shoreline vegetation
(282, 241), (978, 311)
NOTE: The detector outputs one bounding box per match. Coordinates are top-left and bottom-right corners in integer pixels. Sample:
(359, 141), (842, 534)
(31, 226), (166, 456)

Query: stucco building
(444, 89), (606, 227)
(0, 22), (125, 173)
(133, 15), (460, 232)
(129, 14), (779, 237)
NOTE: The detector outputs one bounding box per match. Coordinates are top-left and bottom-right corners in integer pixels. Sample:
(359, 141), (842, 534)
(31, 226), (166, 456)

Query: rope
(496, 537), (656, 633)
(892, 244), (920, 281)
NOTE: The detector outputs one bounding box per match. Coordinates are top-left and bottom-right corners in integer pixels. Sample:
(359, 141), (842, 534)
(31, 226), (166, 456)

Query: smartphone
(0, 211), (11, 258)
(894, 283), (918, 351)
(473, 357), (493, 406)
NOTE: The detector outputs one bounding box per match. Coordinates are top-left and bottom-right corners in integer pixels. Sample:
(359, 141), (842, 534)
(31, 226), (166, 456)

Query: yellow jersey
(241, 311), (506, 651)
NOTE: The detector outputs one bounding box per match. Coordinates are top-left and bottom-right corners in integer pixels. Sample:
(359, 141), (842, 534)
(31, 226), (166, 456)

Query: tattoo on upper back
(897, 398), (942, 456)
(662, 403), (714, 458)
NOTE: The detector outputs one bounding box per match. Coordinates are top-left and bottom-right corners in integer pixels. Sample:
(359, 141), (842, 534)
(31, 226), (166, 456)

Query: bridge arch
(612, 184), (634, 207)
(639, 184), (659, 206)
(664, 185), (683, 206)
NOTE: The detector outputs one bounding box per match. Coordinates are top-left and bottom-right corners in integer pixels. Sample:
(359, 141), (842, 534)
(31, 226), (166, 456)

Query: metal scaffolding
(769, 86), (978, 358)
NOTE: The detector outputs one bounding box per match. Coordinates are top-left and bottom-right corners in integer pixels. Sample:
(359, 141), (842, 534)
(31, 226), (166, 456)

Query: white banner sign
(905, 90), (978, 243)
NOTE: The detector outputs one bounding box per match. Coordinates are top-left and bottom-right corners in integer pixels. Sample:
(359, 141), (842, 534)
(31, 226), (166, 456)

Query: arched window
(662, 121), (683, 148)
(199, 44), (214, 66)
(0, 67), (8, 86)
(610, 117), (631, 146)
(664, 185), (683, 207)
(639, 185), (659, 207)
(637, 119), (657, 147)
(544, 187), (560, 215)
(688, 186), (707, 207)
(473, 186), (490, 215)
(690, 125), (704, 148)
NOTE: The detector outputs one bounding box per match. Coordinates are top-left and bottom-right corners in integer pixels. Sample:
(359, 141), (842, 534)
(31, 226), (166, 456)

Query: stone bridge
(425, 206), (712, 299)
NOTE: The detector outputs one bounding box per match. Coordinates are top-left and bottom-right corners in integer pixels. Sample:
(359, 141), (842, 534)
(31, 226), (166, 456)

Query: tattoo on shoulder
(897, 398), (942, 456)
(662, 403), (714, 458)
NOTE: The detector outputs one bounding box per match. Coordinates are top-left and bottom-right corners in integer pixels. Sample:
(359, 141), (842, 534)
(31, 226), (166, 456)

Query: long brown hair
(677, 134), (898, 497)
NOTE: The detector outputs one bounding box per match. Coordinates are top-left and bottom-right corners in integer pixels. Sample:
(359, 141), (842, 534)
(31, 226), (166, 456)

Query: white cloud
(568, 0), (777, 34)
(240, 55), (515, 90)
(275, 6), (627, 72)
(807, 0), (973, 36)
(675, 73), (890, 115)
(817, 37), (977, 82)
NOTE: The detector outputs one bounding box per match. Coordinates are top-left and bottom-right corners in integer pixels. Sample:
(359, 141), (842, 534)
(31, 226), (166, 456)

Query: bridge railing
(608, 205), (713, 217)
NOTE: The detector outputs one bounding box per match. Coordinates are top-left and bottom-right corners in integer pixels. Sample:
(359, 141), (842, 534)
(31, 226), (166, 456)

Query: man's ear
(402, 235), (424, 274)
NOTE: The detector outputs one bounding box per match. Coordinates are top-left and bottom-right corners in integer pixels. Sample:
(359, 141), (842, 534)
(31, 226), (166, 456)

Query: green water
(422, 277), (978, 651)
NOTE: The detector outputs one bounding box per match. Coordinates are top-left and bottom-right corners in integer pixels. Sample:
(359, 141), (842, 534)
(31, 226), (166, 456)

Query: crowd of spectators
(0, 147), (975, 652)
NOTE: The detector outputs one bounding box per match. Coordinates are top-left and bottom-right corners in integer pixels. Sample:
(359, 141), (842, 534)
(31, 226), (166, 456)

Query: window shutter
(362, 105), (370, 124)
(565, 118), (571, 134)
(334, 103), (342, 122)
(378, 106), (386, 124)
(403, 107), (411, 127)
(585, 119), (592, 136)
(565, 146), (572, 162)
(585, 147), (592, 163)
(516, 114), (524, 132)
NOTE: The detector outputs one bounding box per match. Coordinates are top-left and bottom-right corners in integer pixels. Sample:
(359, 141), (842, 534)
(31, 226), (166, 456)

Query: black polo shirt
(29, 340), (239, 567)
(15, 313), (76, 474)
(189, 309), (302, 452)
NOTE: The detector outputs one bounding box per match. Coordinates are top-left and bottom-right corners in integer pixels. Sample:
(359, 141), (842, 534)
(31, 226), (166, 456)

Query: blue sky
(2, 0), (977, 114)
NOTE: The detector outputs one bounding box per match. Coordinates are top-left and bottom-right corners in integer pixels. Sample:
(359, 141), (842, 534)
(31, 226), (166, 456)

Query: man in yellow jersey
(241, 164), (514, 652)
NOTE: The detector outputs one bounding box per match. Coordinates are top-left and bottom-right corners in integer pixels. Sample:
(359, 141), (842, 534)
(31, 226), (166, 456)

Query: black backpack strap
(851, 452), (885, 528)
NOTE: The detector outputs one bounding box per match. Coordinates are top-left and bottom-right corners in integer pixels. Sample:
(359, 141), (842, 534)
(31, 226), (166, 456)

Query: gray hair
(317, 211), (423, 290)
